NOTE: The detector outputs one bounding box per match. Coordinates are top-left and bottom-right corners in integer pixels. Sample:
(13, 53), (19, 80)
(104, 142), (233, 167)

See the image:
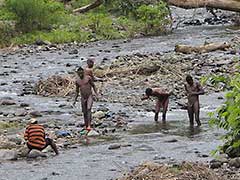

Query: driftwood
(175, 42), (231, 54)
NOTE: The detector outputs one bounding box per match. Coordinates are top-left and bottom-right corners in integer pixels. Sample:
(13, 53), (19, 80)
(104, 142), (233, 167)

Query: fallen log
(73, 0), (103, 13)
(175, 42), (231, 54)
(167, 0), (240, 13)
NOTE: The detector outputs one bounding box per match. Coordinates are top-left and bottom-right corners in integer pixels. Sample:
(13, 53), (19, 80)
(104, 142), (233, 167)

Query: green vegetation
(208, 68), (240, 157)
(0, 0), (170, 48)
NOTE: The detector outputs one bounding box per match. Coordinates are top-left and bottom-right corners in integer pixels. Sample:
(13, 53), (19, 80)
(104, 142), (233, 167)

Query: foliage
(6, 0), (66, 32)
(136, 2), (170, 35)
(208, 69), (240, 157)
(0, 0), (171, 47)
(11, 29), (90, 45)
(0, 21), (15, 47)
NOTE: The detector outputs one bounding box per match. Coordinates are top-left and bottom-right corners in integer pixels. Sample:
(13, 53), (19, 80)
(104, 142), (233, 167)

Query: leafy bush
(11, 29), (91, 45)
(209, 69), (240, 157)
(0, 21), (15, 47)
(6, 0), (66, 32)
(116, 16), (143, 37)
(86, 13), (121, 40)
(136, 2), (170, 35)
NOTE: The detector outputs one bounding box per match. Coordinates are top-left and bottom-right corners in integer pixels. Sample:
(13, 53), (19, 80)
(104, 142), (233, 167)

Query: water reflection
(129, 121), (203, 138)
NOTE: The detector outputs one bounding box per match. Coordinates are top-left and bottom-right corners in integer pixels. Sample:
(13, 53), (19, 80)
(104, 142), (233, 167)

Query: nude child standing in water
(73, 67), (98, 131)
(184, 75), (204, 127)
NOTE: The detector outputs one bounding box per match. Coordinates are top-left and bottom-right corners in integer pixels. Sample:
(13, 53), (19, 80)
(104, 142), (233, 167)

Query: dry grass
(35, 75), (75, 96)
(117, 162), (223, 180)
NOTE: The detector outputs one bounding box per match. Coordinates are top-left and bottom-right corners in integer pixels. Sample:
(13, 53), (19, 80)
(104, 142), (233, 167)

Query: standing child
(73, 67), (98, 132)
(184, 75), (204, 127)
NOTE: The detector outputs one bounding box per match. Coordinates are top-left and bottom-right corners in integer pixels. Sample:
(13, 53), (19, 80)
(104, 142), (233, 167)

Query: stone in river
(229, 157), (240, 168)
(0, 150), (18, 161)
(1, 100), (16, 106)
(108, 144), (121, 150)
(27, 150), (47, 158)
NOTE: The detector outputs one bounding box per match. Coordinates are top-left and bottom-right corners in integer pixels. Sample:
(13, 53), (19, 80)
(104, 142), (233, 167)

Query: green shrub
(0, 21), (15, 47)
(136, 2), (170, 35)
(11, 29), (91, 45)
(86, 13), (121, 40)
(6, 0), (66, 32)
(208, 69), (240, 157)
(116, 16), (142, 37)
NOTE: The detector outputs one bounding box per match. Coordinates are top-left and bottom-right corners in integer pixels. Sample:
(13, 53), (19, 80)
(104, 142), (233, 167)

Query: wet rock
(108, 144), (121, 150)
(51, 172), (60, 176)
(87, 130), (100, 137)
(69, 49), (78, 55)
(9, 137), (22, 145)
(229, 158), (240, 168)
(210, 159), (223, 169)
(35, 39), (51, 46)
(94, 118), (104, 127)
(27, 150), (47, 158)
(1, 100), (16, 106)
(217, 154), (229, 164)
(184, 19), (202, 26)
(29, 111), (42, 117)
(55, 130), (71, 138)
(0, 141), (17, 149)
(137, 145), (155, 151)
(14, 110), (28, 117)
(93, 111), (106, 119)
(0, 150), (18, 160)
(164, 138), (178, 143)
(18, 146), (29, 157)
(225, 146), (240, 158)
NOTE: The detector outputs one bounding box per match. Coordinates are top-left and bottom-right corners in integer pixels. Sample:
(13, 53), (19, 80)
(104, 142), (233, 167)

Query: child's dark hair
(76, 67), (84, 72)
(145, 88), (153, 96)
(76, 67), (84, 79)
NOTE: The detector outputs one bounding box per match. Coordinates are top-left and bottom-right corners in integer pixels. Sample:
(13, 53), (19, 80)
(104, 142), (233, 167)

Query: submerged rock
(87, 130), (100, 137)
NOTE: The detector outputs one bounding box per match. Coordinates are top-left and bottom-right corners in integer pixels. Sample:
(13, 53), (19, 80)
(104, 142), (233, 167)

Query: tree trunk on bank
(167, 0), (240, 12)
(73, 0), (103, 13)
(72, 0), (240, 13)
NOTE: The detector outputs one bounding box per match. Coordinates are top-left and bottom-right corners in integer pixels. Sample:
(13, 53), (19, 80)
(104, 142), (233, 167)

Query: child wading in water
(142, 88), (172, 122)
(184, 75), (204, 127)
(73, 67), (98, 132)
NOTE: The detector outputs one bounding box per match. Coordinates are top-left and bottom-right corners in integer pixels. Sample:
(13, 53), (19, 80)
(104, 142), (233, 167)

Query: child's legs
(81, 98), (88, 128)
(155, 100), (161, 121)
(193, 101), (201, 126)
(187, 105), (194, 126)
(86, 96), (93, 128)
(162, 98), (169, 122)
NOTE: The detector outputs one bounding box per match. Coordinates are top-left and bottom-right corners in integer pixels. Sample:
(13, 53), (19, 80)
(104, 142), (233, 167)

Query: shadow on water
(129, 120), (207, 138)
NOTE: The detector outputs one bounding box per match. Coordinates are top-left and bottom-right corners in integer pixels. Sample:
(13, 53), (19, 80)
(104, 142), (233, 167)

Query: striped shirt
(24, 124), (46, 149)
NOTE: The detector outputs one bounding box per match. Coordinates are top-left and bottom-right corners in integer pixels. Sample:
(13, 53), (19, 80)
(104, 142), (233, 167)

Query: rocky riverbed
(0, 7), (240, 180)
